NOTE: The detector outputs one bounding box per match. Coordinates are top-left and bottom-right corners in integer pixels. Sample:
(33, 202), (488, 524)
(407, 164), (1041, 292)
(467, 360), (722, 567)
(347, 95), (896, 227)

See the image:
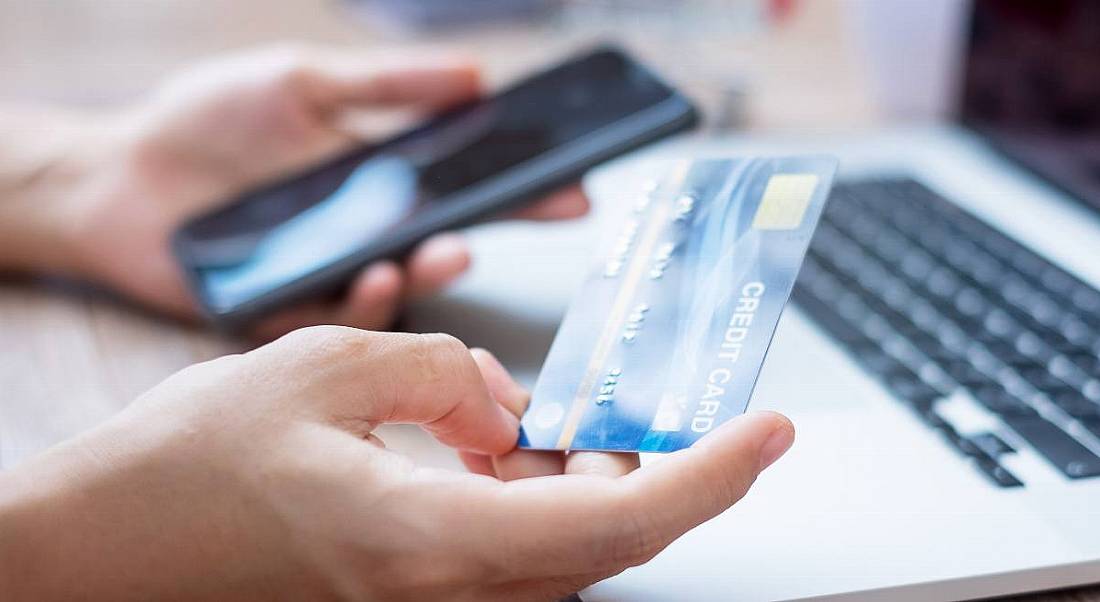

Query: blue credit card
(519, 157), (837, 452)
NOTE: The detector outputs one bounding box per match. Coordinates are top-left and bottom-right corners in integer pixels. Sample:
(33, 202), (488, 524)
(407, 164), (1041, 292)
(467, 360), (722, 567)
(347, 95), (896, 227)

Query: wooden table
(1, 1), (1095, 600)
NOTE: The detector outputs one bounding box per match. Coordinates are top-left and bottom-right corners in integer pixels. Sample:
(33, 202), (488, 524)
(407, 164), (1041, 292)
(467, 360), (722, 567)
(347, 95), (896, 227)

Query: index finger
(469, 349), (566, 480)
(252, 327), (519, 455)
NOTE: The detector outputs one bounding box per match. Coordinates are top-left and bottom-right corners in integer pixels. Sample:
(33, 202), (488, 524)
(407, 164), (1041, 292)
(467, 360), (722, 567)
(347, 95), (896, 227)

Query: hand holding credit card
(519, 157), (838, 452)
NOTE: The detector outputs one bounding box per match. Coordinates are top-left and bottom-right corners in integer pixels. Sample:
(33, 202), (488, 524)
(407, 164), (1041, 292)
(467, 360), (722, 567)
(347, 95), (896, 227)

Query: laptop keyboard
(792, 178), (1100, 488)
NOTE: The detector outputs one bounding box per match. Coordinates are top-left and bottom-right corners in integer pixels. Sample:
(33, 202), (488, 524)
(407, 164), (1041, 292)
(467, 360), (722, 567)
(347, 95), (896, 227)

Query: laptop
(408, 0), (1100, 599)
(573, 1), (1100, 599)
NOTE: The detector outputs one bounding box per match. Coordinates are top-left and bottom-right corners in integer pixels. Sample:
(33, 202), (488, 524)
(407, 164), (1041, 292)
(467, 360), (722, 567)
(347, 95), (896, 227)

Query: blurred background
(0, 0), (985, 461)
(0, 0), (970, 466)
(10, 6), (1100, 602)
(0, 0), (911, 131)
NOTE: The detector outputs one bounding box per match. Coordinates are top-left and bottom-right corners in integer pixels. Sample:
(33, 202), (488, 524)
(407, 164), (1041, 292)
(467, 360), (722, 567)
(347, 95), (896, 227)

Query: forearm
(0, 437), (106, 599)
(0, 417), (202, 601)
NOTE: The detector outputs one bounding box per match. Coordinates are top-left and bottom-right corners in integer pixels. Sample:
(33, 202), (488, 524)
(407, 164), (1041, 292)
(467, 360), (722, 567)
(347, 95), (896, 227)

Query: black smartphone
(173, 45), (699, 330)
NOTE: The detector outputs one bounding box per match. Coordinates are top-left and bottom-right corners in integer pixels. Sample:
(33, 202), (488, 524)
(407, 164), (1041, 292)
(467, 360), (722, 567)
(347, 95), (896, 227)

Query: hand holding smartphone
(173, 46), (699, 330)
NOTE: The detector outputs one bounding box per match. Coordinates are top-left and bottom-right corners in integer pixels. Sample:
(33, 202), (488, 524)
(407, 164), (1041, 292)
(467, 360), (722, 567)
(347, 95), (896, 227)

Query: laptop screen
(961, 0), (1100, 213)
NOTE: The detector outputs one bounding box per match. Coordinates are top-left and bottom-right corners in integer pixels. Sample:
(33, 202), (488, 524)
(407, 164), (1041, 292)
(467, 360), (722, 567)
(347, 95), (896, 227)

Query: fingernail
(421, 234), (471, 270)
(423, 232), (464, 252)
(364, 262), (400, 286)
(758, 422), (794, 472)
(500, 404), (521, 429)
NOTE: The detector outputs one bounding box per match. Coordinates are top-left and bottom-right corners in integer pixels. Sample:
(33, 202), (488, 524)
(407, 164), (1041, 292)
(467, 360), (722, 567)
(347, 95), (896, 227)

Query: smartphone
(173, 45), (699, 330)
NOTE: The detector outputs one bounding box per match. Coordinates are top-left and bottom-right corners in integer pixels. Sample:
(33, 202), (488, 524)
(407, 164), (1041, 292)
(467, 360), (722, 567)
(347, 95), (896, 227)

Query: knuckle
(260, 43), (319, 89)
(410, 333), (472, 383)
(600, 494), (665, 570)
(420, 332), (469, 354)
(274, 324), (343, 348)
(263, 41), (314, 67)
(144, 354), (241, 401)
(175, 353), (240, 380)
(354, 485), (484, 600)
(272, 325), (375, 363)
(130, 355), (251, 428)
(716, 462), (756, 508)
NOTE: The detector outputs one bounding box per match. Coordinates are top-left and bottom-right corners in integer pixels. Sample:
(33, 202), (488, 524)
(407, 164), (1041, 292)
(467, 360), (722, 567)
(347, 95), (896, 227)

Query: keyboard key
(1049, 391), (1100, 418)
(854, 348), (908, 377)
(885, 371), (941, 407)
(1016, 366), (1074, 395)
(1079, 418), (1100, 442)
(965, 345), (1002, 376)
(944, 239), (980, 268)
(1050, 356), (1089, 389)
(946, 431), (982, 456)
(936, 326), (972, 356)
(974, 456), (1024, 488)
(917, 362), (956, 394)
(941, 431), (1024, 487)
(983, 309), (1022, 339)
(982, 340), (1033, 367)
(1066, 352), (1100, 376)
(1009, 247), (1047, 279)
(962, 253), (1004, 287)
(925, 267), (963, 301)
(900, 250), (935, 282)
(943, 361), (991, 387)
(904, 328), (943, 353)
(1022, 294), (1065, 327)
(972, 385), (1038, 417)
(1084, 380), (1100, 403)
(1058, 316), (1095, 346)
(1078, 310), (1100, 332)
(954, 288), (988, 318)
(1039, 267), (1078, 296)
(1013, 332), (1056, 364)
(921, 407), (953, 432)
(871, 230), (909, 263)
(792, 288), (866, 346)
(971, 432), (1016, 456)
(1071, 287), (1100, 313)
(1001, 415), (1100, 478)
(907, 300), (942, 330)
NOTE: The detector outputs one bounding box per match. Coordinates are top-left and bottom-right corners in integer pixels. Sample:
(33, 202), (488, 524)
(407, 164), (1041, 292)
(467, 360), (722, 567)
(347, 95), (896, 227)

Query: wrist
(0, 107), (123, 276)
(0, 439), (94, 599)
(0, 415), (184, 600)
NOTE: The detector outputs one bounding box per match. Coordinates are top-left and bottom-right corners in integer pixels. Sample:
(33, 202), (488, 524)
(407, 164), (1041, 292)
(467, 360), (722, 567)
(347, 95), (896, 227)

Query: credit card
(518, 156), (837, 452)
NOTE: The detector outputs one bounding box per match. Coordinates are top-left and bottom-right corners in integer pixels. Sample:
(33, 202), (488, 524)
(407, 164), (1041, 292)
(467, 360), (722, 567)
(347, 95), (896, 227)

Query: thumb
(460, 411), (795, 580)
(620, 411), (795, 542)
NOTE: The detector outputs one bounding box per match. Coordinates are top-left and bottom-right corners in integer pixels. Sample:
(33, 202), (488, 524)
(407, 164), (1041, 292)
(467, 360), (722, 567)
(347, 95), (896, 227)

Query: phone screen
(177, 48), (683, 314)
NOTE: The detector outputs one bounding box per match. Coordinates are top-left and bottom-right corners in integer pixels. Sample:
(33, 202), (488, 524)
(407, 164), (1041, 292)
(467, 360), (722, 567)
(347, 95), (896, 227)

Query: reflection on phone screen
(181, 50), (675, 312)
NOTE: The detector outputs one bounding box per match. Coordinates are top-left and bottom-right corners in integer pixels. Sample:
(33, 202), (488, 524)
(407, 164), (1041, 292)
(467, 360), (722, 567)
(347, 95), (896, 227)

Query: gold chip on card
(752, 174), (819, 230)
